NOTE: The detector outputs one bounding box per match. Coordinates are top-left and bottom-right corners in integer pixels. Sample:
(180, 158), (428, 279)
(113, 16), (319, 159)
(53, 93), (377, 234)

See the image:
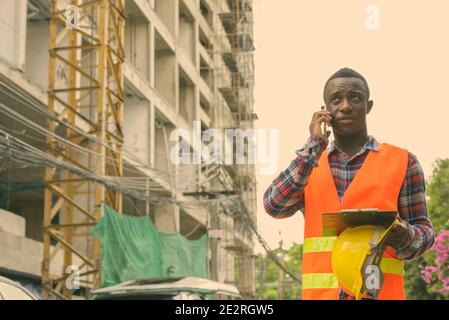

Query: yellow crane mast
(43, 0), (125, 299)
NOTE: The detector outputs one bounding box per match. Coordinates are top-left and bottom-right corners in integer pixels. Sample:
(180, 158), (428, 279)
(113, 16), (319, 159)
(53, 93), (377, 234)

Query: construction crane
(42, 0), (125, 299)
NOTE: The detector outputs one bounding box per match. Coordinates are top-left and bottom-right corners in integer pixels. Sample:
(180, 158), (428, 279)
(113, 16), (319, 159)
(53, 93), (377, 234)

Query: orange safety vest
(302, 143), (409, 300)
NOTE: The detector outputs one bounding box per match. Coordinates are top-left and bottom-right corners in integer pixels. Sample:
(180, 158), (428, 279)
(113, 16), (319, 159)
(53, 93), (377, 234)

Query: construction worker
(263, 67), (435, 300)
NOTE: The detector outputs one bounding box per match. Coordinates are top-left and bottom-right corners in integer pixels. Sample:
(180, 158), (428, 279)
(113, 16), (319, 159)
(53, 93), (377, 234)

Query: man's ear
(366, 100), (374, 114)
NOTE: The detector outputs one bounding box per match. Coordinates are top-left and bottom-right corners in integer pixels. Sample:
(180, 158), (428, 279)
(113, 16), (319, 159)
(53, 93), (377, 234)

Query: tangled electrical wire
(0, 127), (301, 283)
(0, 79), (299, 284)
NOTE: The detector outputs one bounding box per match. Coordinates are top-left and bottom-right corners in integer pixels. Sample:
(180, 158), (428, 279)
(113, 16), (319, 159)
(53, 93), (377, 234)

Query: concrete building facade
(0, 0), (256, 299)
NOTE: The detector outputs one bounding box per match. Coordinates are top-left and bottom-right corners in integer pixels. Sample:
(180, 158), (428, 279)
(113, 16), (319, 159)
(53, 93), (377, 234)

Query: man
(263, 68), (435, 300)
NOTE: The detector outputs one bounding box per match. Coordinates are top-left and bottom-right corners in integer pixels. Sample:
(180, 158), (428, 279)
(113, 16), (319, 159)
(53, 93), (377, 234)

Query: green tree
(427, 159), (449, 231)
(255, 252), (280, 300)
(405, 158), (449, 299)
(255, 243), (303, 300)
(404, 257), (439, 300)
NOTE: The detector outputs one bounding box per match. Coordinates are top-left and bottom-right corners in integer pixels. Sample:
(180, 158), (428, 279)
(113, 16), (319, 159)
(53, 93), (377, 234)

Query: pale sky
(253, 0), (449, 253)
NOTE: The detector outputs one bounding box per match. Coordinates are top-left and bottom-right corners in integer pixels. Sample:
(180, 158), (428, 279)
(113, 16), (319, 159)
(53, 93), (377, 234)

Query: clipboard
(322, 208), (398, 237)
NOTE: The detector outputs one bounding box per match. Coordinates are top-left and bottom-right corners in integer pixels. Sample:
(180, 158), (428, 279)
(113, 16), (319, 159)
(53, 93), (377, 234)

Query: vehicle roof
(91, 276), (241, 297)
(0, 276), (38, 300)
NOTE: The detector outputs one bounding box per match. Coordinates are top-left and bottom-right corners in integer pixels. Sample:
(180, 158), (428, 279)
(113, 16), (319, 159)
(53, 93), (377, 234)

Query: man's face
(324, 77), (373, 137)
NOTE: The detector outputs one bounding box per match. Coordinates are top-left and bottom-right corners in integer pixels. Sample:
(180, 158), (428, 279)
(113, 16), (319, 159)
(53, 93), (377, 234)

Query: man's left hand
(385, 219), (410, 248)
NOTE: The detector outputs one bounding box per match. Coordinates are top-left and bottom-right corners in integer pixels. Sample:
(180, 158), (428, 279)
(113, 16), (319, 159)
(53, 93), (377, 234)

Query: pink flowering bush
(420, 230), (449, 297)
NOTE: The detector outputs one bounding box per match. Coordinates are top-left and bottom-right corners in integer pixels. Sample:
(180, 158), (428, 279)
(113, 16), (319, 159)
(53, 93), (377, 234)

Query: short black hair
(324, 67), (370, 100)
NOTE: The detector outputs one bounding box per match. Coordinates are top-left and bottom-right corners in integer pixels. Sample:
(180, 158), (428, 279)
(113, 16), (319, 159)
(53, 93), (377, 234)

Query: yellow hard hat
(331, 222), (397, 300)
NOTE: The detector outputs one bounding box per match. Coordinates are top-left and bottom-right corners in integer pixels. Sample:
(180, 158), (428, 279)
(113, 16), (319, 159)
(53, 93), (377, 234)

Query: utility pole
(183, 191), (235, 282)
(277, 231), (284, 300)
(260, 256), (265, 294)
(210, 200), (219, 281)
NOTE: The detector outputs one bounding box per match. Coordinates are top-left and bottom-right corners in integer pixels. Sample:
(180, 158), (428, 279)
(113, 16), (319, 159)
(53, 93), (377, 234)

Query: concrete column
(154, 0), (178, 37)
(125, 18), (150, 80)
(194, 19), (200, 123)
(178, 5), (196, 65)
(174, 62), (180, 112)
(0, 0), (27, 69)
(17, 0), (27, 70)
(178, 77), (195, 123)
(154, 203), (180, 233)
(174, 0), (180, 41)
(149, 24), (155, 87)
(123, 98), (150, 165)
(155, 51), (177, 108)
(149, 102), (156, 166)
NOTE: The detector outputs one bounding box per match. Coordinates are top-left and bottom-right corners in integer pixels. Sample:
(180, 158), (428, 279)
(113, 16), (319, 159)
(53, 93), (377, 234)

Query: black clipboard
(322, 208), (398, 237)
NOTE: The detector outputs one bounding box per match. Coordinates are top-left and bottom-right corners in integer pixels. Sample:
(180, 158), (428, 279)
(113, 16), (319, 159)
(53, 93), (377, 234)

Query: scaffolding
(209, 0), (257, 298)
(43, 0), (125, 299)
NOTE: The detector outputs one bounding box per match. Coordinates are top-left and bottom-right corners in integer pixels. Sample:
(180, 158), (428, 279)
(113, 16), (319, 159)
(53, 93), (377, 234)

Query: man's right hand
(309, 107), (332, 141)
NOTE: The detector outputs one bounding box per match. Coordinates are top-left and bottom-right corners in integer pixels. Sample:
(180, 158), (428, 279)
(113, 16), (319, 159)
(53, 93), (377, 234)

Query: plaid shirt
(263, 135), (435, 299)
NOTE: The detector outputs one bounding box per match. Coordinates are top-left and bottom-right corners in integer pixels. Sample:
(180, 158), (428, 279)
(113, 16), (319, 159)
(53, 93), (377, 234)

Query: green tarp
(91, 205), (208, 287)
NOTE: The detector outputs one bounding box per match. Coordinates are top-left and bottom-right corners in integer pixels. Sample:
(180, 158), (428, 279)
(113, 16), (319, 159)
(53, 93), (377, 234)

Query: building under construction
(0, 0), (257, 299)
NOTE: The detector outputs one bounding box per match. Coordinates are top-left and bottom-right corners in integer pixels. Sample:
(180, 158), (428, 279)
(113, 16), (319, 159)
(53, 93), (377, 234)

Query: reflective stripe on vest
(303, 237), (404, 276)
(302, 273), (338, 290)
(303, 236), (337, 252)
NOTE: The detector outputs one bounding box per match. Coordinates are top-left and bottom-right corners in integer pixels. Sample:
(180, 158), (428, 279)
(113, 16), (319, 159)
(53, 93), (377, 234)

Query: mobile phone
(321, 106), (327, 137)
